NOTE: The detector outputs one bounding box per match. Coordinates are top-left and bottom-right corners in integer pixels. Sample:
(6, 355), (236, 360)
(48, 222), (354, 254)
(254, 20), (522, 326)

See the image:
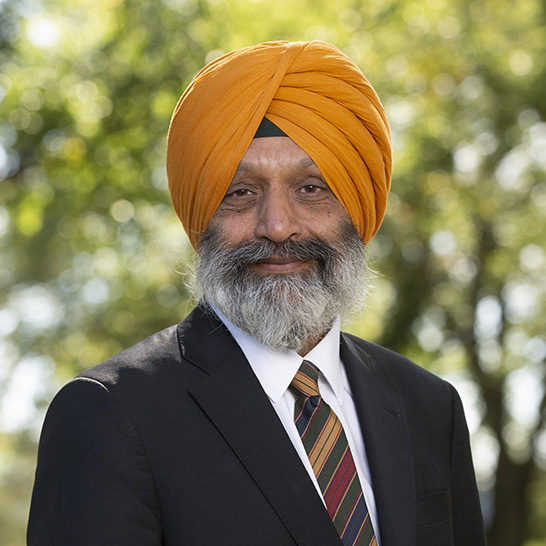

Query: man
(28, 41), (486, 546)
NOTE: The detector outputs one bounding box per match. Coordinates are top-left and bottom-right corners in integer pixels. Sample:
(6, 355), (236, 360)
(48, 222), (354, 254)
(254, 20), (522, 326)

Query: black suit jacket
(28, 306), (486, 545)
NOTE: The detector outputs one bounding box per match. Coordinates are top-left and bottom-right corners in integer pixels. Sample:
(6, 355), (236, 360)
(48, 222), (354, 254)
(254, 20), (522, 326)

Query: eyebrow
(298, 158), (319, 169)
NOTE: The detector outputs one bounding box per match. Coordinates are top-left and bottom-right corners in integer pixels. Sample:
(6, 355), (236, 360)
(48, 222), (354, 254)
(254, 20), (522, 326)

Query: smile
(249, 256), (312, 274)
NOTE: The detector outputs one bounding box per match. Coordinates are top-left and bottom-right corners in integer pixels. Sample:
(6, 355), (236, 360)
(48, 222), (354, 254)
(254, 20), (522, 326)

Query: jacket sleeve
(449, 384), (487, 546)
(27, 377), (163, 546)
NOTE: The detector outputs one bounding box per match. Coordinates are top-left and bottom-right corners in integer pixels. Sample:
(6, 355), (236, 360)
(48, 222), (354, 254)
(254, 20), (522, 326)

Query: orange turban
(167, 40), (392, 248)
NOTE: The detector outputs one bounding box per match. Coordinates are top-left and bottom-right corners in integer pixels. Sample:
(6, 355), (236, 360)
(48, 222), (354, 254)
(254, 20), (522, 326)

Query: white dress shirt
(214, 309), (381, 543)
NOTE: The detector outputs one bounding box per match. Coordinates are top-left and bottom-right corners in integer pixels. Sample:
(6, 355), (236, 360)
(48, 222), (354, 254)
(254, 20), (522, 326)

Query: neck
(297, 330), (329, 357)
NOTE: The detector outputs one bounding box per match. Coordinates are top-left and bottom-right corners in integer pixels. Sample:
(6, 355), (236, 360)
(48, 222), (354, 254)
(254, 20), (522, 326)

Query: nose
(254, 189), (300, 243)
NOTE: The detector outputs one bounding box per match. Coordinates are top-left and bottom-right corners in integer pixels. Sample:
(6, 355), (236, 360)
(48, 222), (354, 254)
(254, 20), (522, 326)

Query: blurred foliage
(1, 0), (545, 544)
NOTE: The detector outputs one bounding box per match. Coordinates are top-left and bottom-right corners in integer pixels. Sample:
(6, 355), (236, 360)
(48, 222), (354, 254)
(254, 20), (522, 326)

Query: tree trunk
(486, 449), (534, 546)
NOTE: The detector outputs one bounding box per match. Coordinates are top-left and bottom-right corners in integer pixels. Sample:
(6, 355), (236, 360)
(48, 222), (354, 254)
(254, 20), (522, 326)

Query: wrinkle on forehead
(235, 156), (318, 175)
(234, 137), (321, 178)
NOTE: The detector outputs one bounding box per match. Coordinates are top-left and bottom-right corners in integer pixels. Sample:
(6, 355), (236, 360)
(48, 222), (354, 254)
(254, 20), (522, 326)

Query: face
(194, 137), (369, 355)
(209, 136), (352, 274)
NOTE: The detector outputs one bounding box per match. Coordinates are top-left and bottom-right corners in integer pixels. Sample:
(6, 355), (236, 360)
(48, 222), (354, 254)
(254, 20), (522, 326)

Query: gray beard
(193, 222), (370, 353)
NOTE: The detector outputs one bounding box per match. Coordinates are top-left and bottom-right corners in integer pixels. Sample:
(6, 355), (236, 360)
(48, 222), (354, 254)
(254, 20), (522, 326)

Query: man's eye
(300, 184), (322, 194)
(226, 188), (253, 198)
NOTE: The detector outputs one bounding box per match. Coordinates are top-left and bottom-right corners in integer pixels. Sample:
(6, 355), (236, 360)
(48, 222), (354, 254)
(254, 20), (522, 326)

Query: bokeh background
(1, 0), (545, 544)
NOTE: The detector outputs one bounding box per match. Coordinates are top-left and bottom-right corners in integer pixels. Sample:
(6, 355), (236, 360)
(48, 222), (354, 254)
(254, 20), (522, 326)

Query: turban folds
(167, 40), (392, 248)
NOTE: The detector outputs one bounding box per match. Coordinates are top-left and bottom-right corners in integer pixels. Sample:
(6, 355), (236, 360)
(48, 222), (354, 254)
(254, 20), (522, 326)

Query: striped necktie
(290, 360), (377, 546)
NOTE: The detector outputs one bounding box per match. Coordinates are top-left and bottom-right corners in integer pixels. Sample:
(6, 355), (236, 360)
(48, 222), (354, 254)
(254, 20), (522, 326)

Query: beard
(192, 221), (370, 354)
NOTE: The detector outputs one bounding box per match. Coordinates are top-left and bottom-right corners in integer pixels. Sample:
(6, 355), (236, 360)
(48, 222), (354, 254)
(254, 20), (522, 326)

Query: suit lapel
(180, 308), (342, 546)
(341, 334), (416, 546)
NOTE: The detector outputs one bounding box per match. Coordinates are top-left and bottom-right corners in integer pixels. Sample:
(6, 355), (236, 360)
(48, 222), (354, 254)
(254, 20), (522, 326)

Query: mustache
(197, 221), (362, 282)
(222, 238), (337, 266)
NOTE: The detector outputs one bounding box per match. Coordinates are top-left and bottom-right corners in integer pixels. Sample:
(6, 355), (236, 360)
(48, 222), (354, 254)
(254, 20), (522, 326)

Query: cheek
(303, 201), (351, 234)
(208, 212), (255, 246)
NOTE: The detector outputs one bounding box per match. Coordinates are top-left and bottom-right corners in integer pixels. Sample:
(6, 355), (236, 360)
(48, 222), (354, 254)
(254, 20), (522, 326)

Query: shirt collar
(213, 307), (345, 406)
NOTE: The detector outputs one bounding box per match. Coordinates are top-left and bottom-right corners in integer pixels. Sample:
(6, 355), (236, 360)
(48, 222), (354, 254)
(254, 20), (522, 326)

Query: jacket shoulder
(78, 324), (182, 387)
(341, 332), (453, 398)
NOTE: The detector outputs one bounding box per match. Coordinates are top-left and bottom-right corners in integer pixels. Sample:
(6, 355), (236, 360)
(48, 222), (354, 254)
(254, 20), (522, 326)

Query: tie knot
(290, 360), (321, 399)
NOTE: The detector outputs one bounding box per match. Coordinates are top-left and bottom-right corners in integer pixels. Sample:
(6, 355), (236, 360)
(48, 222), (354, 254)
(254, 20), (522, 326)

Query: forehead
(235, 136), (320, 173)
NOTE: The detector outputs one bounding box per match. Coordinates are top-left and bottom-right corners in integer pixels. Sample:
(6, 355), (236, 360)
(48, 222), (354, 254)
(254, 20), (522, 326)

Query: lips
(255, 255), (300, 265)
(250, 255), (311, 274)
